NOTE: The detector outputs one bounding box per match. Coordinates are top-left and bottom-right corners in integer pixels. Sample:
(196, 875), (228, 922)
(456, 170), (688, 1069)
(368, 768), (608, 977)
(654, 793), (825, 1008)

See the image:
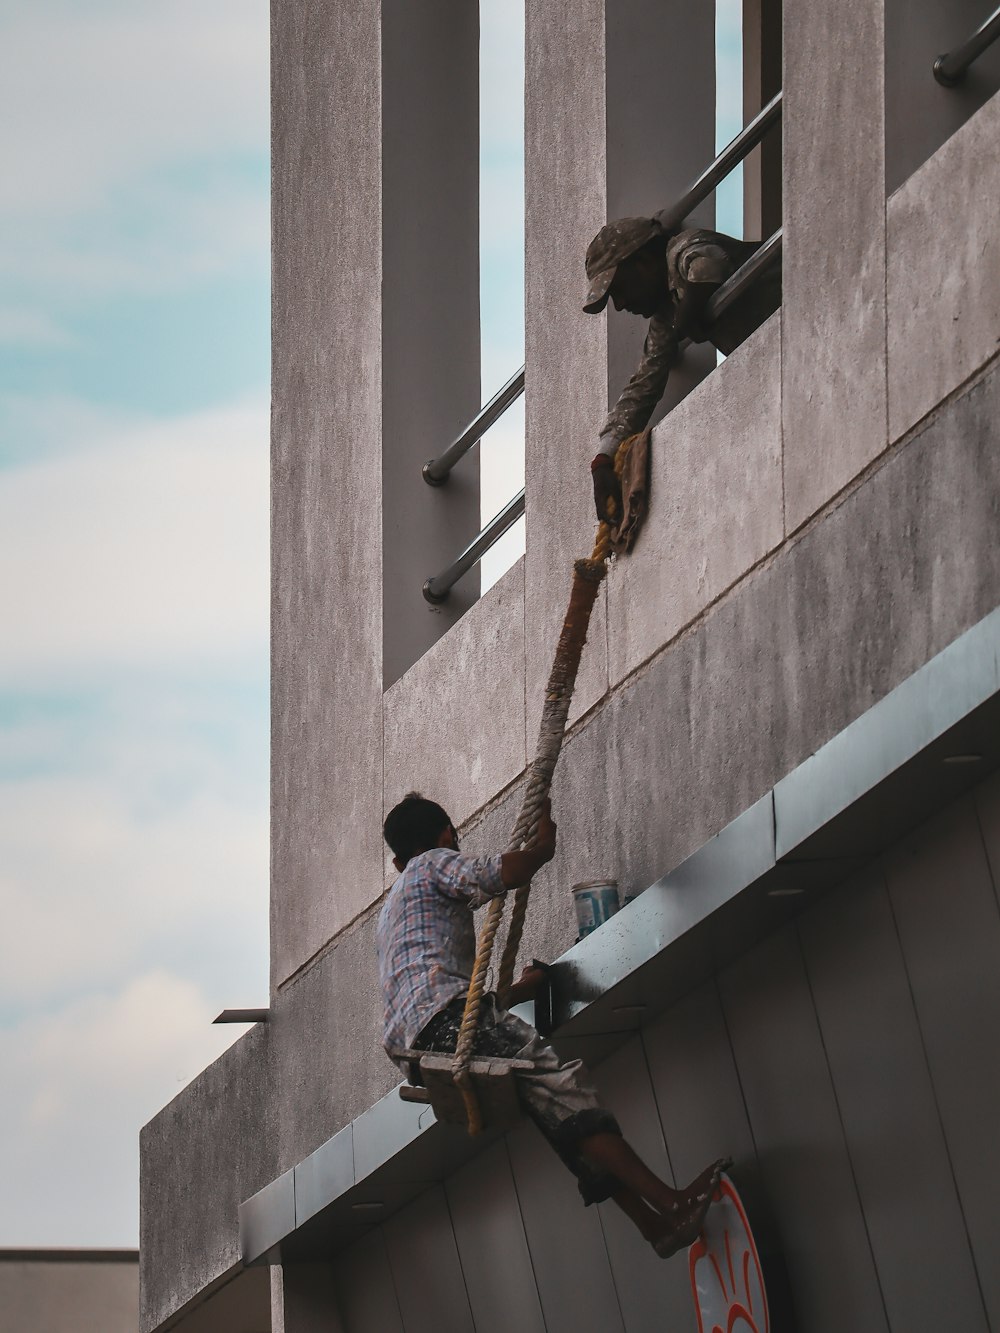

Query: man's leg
(580, 1132), (729, 1255)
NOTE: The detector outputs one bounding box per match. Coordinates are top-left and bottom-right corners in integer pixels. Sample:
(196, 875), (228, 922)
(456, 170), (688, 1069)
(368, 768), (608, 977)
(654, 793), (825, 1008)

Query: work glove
(591, 452), (623, 525)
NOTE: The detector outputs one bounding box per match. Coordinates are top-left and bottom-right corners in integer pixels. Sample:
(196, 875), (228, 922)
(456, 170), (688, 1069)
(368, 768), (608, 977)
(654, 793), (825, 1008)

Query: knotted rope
(452, 439), (633, 1135)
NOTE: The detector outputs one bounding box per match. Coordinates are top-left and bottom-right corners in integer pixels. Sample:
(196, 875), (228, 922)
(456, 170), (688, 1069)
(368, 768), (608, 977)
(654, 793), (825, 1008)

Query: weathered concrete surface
(524, 0), (609, 750)
(383, 562), (525, 837)
(1, 1253), (138, 1333)
(140, 1024), (275, 1333)
(781, 0), (888, 531)
(271, 0), (385, 987)
(381, 0), (481, 688)
(270, 904), (397, 1177)
(607, 314), (783, 686)
(888, 93), (1000, 441)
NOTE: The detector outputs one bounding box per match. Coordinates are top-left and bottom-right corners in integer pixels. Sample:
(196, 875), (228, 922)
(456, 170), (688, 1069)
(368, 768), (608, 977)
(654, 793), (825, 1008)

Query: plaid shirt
(376, 847), (507, 1061)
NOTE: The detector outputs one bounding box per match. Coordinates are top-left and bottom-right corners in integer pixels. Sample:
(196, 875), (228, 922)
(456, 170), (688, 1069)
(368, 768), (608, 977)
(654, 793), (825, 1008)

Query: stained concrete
(524, 0), (610, 749)
(270, 0), (385, 987)
(140, 1023), (275, 1333)
(270, 904), (397, 1177)
(383, 561), (526, 837)
(888, 92), (1000, 441)
(781, 0), (888, 531)
(606, 313), (783, 686)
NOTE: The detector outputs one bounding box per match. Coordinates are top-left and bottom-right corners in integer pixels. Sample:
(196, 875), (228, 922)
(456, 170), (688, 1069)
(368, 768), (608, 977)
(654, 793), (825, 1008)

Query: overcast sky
(0, 0), (739, 1248)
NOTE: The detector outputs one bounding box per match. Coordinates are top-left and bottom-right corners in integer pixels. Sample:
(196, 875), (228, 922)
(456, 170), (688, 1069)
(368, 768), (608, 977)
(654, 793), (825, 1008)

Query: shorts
(413, 995), (622, 1206)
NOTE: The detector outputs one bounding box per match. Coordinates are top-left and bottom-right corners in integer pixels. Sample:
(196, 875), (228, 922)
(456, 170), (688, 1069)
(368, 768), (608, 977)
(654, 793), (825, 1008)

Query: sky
(0, 0), (740, 1248)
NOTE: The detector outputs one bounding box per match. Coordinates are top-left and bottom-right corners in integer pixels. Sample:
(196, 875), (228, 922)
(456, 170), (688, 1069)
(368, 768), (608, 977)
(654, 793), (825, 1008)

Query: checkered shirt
(376, 847), (507, 1061)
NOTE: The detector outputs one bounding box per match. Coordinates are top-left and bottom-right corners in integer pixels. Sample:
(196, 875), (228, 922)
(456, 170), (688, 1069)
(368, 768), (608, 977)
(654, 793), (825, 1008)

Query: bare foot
(651, 1158), (731, 1259)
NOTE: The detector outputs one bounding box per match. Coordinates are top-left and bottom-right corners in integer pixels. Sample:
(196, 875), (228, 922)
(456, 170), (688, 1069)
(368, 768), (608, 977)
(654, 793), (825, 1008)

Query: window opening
(478, 0), (526, 594)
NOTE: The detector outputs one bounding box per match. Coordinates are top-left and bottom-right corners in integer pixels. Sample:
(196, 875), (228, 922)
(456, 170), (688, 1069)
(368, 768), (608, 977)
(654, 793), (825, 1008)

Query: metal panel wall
(718, 927), (890, 1333)
(799, 867), (989, 1331)
(381, 1187), (475, 1333)
(331, 1231), (404, 1333)
(505, 1113), (625, 1333)
(882, 798), (1000, 1327)
(444, 1141), (546, 1333)
(591, 1040), (694, 1332)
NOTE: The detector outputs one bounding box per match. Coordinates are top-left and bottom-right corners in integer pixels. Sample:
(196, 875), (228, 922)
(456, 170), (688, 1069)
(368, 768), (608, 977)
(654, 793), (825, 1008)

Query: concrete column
(781, 0), (888, 532)
(381, 1), (481, 689)
(271, 2), (481, 985)
(524, 0), (717, 751)
(273, 1263), (345, 1333)
(271, 0), (385, 987)
(743, 0), (783, 240)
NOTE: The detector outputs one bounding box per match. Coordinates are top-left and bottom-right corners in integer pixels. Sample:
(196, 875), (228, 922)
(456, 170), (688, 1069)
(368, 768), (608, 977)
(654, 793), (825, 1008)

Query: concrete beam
(270, 0), (385, 986)
(781, 0), (888, 530)
(888, 92), (1000, 440)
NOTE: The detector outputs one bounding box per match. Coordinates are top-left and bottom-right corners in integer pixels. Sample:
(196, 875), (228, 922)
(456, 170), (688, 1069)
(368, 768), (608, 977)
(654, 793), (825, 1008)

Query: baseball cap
(583, 216), (665, 313)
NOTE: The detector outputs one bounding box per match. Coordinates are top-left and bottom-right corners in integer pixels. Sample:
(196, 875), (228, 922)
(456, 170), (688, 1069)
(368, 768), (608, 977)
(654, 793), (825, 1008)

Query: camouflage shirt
(598, 228), (763, 453)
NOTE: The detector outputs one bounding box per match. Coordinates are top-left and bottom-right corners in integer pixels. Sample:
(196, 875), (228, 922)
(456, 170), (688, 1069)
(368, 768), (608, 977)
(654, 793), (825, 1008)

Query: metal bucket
(572, 879), (620, 939)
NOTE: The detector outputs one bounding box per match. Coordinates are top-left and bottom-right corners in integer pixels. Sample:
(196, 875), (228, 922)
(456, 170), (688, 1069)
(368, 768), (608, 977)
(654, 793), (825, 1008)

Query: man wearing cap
(585, 217), (778, 523)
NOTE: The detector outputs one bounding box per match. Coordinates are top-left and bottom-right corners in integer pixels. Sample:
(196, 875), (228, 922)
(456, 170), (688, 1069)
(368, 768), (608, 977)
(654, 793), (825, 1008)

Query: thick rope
(452, 440), (634, 1135)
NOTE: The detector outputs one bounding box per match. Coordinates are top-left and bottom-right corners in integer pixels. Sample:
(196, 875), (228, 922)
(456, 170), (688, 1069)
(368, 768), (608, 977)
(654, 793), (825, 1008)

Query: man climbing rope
(376, 791), (729, 1259)
(584, 215), (780, 523)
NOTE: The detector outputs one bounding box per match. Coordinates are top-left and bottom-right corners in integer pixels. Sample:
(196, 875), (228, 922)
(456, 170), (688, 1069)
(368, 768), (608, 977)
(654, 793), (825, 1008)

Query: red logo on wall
(689, 1174), (769, 1333)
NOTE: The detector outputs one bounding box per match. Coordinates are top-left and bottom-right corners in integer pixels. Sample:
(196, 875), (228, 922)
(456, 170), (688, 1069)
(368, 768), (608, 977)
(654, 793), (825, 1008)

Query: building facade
(141, 1), (1000, 1329)
(1, 1249), (139, 1332)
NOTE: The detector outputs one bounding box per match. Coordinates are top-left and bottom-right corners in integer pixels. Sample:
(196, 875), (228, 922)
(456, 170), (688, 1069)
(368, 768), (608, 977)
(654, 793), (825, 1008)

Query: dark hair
(383, 792), (452, 864)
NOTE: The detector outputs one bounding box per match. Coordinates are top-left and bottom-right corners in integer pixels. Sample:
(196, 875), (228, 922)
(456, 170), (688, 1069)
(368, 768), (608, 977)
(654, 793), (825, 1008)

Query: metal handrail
(421, 92), (782, 492)
(422, 367), (526, 486)
(934, 5), (1000, 85)
(423, 233), (782, 602)
(420, 96), (785, 599)
(655, 90), (782, 234)
(705, 227), (782, 324)
(422, 488), (526, 603)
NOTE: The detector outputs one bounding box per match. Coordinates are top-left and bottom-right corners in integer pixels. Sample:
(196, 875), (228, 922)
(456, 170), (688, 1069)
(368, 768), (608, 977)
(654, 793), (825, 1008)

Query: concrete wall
(1, 1251), (138, 1333)
(141, 0), (1000, 1325)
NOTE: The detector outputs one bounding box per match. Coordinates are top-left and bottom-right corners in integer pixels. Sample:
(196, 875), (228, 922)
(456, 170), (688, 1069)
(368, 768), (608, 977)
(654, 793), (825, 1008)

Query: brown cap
(583, 216), (665, 314)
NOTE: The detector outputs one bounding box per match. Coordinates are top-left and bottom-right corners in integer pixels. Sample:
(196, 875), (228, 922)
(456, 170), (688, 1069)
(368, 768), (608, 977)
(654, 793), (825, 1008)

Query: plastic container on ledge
(572, 879), (621, 939)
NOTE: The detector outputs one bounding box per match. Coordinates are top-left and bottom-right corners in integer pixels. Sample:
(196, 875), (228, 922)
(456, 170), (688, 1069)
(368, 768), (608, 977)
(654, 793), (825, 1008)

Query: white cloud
(0, 765), (268, 1008)
(0, 399), (269, 680)
(0, 0), (269, 297)
(0, 0), (268, 218)
(0, 307), (74, 347)
(0, 970), (245, 1245)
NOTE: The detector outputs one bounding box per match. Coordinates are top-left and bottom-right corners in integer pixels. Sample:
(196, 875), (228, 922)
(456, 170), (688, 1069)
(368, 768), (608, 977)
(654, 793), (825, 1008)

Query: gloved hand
(591, 452), (622, 524)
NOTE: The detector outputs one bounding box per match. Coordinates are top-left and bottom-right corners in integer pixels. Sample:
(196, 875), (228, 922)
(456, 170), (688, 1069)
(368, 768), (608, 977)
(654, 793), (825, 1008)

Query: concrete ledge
(240, 603), (1000, 1265)
(888, 90), (1000, 441)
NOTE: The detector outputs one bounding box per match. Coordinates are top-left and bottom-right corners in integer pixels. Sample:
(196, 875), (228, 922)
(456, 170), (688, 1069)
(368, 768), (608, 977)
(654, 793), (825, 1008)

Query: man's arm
(596, 313), (679, 458)
(500, 799), (557, 888)
(592, 315), (678, 523)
